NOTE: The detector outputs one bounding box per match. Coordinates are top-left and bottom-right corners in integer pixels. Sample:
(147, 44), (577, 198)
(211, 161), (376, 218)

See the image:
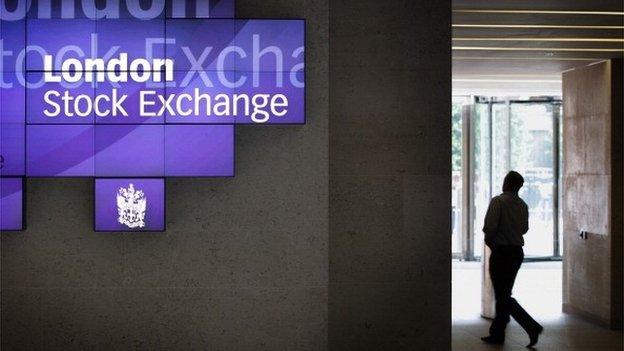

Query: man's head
(502, 171), (524, 193)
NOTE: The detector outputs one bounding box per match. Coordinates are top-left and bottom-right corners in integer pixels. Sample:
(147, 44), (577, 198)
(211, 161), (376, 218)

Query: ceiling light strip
(453, 78), (562, 83)
(453, 46), (624, 52)
(453, 24), (624, 29)
(453, 9), (624, 16)
(453, 37), (624, 42)
(453, 56), (601, 61)
(457, 74), (562, 77)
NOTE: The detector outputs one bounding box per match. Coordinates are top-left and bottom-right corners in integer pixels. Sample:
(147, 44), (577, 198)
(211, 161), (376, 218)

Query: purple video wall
(0, 178), (23, 231)
(0, 0), (305, 231)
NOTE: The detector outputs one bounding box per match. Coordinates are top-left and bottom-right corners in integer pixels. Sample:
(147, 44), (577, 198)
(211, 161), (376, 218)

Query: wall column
(562, 59), (623, 330)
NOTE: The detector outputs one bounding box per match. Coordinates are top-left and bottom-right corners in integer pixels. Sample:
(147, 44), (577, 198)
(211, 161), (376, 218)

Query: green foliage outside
(452, 102), (462, 172)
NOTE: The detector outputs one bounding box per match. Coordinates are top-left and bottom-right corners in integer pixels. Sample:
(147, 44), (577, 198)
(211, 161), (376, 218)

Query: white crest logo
(116, 184), (147, 229)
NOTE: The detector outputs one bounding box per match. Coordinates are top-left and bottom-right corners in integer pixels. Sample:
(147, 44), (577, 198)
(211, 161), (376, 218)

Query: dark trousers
(489, 246), (541, 338)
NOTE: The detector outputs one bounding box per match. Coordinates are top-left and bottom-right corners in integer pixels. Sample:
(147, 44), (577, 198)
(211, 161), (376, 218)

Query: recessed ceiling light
(453, 9), (624, 16)
(452, 78), (562, 83)
(453, 46), (624, 52)
(452, 56), (599, 61)
(453, 37), (624, 42)
(452, 24), (624, 29)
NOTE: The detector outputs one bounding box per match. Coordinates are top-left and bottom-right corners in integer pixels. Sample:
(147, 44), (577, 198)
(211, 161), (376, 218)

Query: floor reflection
(452, 260), (623, 350)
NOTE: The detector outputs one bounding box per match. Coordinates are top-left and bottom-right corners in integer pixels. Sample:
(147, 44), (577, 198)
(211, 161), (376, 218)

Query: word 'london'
(43, 54), (174, 83)
(1, 0), (215, 20)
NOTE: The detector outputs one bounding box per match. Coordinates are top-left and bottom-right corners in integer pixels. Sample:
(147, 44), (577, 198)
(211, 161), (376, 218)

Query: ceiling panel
(452, 0), (623, 94)
(453, 58), (598, 75)
(453, 12), (624, 26)
(453, 0), (623, 12)
(453, 50), (620, 59)
(453, 27), (624, 39)
(453, 40), (623, 50)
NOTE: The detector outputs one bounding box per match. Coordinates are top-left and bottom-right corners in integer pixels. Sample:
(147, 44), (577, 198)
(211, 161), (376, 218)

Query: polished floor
(452, 261), (623, 351)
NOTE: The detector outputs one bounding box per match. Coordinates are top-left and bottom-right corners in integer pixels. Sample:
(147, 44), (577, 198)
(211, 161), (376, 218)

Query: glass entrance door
(452, 97), (562, 261)
(495, 101), (560, 258)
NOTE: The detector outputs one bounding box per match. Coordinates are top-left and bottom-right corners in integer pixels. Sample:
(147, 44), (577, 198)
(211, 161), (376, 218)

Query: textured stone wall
(328, 1), (452, 349)
(562, 59), (623, 329)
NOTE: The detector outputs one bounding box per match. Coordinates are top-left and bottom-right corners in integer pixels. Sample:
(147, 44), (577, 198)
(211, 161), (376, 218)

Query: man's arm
(482, 197), (500, 248)
(521, 203), (529, 235)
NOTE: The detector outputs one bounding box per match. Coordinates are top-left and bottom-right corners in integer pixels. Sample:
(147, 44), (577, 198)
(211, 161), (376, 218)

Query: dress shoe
(481, 335), (504, 345)
(527, 326), (544, 348)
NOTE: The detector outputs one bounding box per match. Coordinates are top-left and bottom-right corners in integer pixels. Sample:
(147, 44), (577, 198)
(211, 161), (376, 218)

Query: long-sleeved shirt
(482, 192), (529, 248)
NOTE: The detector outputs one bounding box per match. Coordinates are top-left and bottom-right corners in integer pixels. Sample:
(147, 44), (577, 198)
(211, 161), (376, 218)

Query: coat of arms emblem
(116, 184), (147, 228)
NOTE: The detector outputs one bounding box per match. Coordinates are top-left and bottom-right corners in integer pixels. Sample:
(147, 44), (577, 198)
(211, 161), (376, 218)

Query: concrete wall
(328, 1), (451, 350)
(562, 59), (623, 329)
(1, 1), (329, 349)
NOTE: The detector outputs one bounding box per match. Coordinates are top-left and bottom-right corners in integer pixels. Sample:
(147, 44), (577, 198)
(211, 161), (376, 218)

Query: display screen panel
(0, 178), (23, 231)
(95, 178), (165, 232)
(2, 16), (304, 178)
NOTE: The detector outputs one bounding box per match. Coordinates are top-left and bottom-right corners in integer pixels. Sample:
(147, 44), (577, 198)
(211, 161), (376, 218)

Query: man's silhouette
(481, 171), (543, 348)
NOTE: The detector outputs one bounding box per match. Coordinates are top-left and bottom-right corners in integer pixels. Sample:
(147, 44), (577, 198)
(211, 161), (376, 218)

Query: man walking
(481, 171), (543, 348)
